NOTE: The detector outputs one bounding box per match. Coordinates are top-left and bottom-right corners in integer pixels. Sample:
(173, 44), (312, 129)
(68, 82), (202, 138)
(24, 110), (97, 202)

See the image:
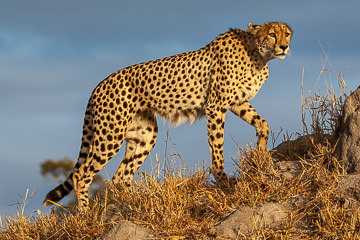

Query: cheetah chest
(233, 65), (269, 103)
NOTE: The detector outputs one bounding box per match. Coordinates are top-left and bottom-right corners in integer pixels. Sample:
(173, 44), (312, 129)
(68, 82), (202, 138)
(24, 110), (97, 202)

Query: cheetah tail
(43, 173), (74, 207)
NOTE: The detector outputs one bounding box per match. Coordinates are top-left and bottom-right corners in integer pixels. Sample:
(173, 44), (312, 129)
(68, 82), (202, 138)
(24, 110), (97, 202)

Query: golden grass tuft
(1, 206), (112, 239)
(104, 158), (233, 238)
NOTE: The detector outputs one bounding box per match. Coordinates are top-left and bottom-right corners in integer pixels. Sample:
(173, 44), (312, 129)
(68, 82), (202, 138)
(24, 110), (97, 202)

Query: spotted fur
(44, 22), (292, 210)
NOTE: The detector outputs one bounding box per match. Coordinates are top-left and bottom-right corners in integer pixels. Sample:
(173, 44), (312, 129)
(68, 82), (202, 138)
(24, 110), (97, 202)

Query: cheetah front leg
(205, 105), (228, 186)
(230, 101), (269, 150)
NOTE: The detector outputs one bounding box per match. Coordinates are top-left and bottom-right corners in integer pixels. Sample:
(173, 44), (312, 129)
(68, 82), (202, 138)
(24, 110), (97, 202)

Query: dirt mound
(98, 221), (154, 240)
(214, 202), (290, 238)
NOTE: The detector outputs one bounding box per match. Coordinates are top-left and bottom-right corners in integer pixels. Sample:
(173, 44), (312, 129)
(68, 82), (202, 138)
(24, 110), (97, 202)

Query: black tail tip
(43, 184), (69, 207)
(43, 198), (53, 207)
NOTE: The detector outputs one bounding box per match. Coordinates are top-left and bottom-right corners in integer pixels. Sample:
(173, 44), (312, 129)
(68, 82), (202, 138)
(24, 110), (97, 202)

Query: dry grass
(1, 66), (359, 239)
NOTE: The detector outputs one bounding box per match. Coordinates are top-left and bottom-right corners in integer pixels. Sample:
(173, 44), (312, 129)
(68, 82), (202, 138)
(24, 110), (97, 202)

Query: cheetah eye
(285, 32), (290, 37)
(268, 33), (276, 38)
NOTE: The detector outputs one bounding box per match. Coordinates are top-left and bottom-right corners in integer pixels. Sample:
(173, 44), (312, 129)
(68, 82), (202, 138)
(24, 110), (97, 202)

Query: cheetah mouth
(274, 52), (287, 59)
(274, 51), (287, 56)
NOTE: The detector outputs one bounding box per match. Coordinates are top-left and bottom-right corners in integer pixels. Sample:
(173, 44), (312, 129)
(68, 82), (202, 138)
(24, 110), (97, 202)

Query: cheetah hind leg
(71, 111), (130, 210)
(112, 111), (158, 187)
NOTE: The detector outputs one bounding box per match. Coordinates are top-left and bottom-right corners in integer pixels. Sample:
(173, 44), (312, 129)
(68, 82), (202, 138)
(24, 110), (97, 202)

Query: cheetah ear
(248, 23), (260, 31)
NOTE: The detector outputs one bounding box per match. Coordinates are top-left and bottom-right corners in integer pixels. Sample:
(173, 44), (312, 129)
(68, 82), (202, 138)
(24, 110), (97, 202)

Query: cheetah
(44, 22), (292, 210)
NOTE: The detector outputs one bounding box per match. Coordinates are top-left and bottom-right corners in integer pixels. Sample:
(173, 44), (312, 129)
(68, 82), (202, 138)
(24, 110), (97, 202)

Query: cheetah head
(248, 22), (292, 60)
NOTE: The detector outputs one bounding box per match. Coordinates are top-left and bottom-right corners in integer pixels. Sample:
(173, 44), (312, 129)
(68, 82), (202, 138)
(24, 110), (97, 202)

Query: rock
(272, 134), (331, 161)
(334, 85), (360, 173)
(98, 221), (154, 240)
(274, 160), (302, 179)
(272, 135), (315, 161)
(214, 202), (290, 238)
(337, 174), (360, 208)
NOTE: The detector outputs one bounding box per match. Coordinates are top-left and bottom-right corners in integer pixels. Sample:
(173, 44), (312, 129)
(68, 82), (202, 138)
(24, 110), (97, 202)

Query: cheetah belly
(153, 94), (206, 126)
(149, 82), (207, 126)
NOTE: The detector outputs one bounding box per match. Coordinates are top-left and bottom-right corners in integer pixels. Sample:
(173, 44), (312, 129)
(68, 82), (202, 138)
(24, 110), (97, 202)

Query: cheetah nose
(280, 45), (288, 51)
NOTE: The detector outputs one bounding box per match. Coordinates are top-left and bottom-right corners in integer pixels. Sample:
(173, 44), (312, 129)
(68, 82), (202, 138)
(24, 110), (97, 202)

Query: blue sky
(1, 0), (360, 217)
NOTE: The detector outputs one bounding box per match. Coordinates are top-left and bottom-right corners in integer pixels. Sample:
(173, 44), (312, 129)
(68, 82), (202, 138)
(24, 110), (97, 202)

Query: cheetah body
(44, 22), (292, 210)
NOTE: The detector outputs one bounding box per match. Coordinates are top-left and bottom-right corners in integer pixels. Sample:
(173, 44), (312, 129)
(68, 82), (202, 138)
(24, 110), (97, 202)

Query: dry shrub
(106, 156), (234, 239)
(0, 204), (112, 240)
(234, 146), (293, 205)
(301, 65), (348, 136)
